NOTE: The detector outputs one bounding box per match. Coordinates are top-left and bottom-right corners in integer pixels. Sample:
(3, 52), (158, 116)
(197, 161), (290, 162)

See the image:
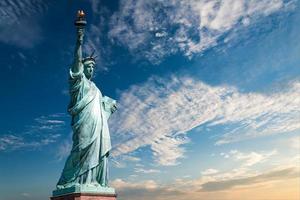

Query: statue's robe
(57, 69), (115, 188)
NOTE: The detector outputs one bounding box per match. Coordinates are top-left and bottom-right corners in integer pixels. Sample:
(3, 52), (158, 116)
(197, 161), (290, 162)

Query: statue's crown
(82, 50), (97, 64)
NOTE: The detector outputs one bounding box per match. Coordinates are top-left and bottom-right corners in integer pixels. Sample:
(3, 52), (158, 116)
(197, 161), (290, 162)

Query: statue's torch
(75, 10), (87, 28)
(74, 10), (86, 44)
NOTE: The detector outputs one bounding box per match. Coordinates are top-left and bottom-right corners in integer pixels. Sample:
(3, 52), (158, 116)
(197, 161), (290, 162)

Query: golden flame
(77, 10), (85, 18)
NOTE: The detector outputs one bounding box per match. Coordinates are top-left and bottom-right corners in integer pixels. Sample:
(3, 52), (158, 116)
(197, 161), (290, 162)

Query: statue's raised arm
(71, 10), (86, 74)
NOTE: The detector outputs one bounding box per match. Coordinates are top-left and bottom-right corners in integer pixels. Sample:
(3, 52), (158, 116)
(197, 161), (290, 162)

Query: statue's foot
(57, 182), (79, 190)
(91, 182), (101, 187)
(100, 183), (108, 188)
(56, 185), (65, 189)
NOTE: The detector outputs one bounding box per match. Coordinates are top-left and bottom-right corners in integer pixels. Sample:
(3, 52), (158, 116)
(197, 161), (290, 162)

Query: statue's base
(50, 193), (116, 200)
(51, 185), (116, 200)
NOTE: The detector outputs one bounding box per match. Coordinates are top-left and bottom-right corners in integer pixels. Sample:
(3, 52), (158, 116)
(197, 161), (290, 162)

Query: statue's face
(84, 62), (95, 79)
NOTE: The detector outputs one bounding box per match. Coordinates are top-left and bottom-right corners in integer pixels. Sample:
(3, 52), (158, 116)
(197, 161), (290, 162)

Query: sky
(0, 0), (299, 200)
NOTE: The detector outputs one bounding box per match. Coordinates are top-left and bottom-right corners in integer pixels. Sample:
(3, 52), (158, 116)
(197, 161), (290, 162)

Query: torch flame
(77, 10), (85, 18)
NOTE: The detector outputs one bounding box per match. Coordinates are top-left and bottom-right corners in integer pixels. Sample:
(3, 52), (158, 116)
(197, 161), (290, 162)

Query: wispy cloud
(201, 148), (297, 186)
(134, 168), (160, 174)
(221, 149), (277, 167)
(0, 113), (67, 152)
(110, 76), (300, 166)
(20, 192), (30, 197)
(0, 133), (60, 152)
(200, 167), (298, 191)
(112, 179), (158, 190)
(122, 155), (141, 162)
(56, 139), (72, 161)
(24, 114), (66, 134)
(289, 136), (300, 149)
(30, 114), (66, 132)
(0, 134), (27, 151)
(111, 154), (141, 168)
(111, 166), (299, 200)
(83, 0), (113, 71)
(111, 158), (127, 169)
(108, 0), (296, 64)
(0, 0), (49, 47)
(201, 168), (219, 175)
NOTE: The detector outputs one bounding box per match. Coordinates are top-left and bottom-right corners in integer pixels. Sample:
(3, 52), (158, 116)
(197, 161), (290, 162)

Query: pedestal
(51, 193), (116, 200)
(51, 185), (117, 200)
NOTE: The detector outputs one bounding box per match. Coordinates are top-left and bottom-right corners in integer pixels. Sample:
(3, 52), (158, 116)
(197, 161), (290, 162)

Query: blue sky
(0, 0), (299, 200)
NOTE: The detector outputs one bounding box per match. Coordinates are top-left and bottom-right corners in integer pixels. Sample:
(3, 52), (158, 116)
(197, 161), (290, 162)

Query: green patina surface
(53, 11), (117, 196)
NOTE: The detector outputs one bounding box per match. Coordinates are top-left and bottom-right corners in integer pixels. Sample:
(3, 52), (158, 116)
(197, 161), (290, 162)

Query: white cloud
(185, 163), (299, 191)
(110, 154), (141, 168)
(111, 158), (127, 168)
(111, 166), (299, 200)
(0, 133), (59, 151)
(83, 1), (112, 71)
(110, 76), (300, 166)
(0, 134), (25, 151)
(289, 136), (300, 149)
(111, 178), (158, 190)
(108, 0), (295, 64)
(210, 167), (251, 182)
(0, 0), (49, 47)
(202, 168), (219, 175)
(199, 166), (299, 191)
(0, 113), (66, 152)
(28, 114), (66, 133)
(228, 149), (277, 167)
(122, 155), (141, 162)
(56, 140), (72, 161)
(21, 192), (30, 197)
(134, 168), (161, 174)
(35, 119), (65, 125)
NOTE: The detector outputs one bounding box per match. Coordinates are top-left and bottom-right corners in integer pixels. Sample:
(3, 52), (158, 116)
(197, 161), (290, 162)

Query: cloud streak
(200, 167), (298, 191)
(0, 133), (60, 152)
(201, 168), (219, 175)
(0, 0), (49, 47)
(111, 166), (299, 200)
(56, 139), (72, 161)
(110, 76), (300, 166)
(221, 149), (277, 167)
(0, 113), (67, 152)
(108, 0), (296, 64)
(134, 168), (161, 174)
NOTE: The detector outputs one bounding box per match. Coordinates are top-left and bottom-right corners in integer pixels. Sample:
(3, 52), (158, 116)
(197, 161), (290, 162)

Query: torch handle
(74, 10), (87, 44)
(74, 10), (87, 29)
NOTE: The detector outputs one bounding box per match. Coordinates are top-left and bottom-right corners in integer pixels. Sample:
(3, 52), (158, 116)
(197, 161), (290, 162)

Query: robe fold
(57, 69), (115, 188)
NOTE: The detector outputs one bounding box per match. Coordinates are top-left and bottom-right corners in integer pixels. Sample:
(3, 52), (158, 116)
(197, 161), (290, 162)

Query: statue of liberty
(55, 10), (117, 193)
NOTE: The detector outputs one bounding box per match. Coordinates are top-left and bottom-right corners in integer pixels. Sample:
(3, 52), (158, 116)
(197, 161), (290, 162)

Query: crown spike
(90, 49), (95, 58)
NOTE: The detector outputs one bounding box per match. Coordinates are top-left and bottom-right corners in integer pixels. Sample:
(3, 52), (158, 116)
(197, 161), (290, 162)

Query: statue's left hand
(111, 104), (117, 113)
